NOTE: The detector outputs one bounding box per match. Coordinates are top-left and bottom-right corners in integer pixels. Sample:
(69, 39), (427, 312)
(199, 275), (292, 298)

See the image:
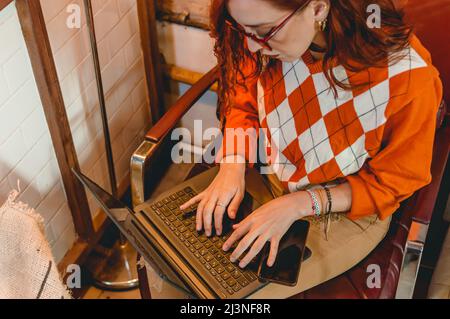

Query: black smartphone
(257, 220), (310, 286)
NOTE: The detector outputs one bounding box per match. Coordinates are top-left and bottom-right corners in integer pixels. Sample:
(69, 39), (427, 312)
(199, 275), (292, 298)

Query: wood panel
(15, 0), (94, 240)
(156, 0), (211, 29)
(137, 0), (165, 123)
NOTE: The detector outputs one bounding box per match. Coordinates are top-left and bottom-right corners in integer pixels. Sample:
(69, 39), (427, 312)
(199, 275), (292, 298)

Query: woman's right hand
(179, 159), (246, 237)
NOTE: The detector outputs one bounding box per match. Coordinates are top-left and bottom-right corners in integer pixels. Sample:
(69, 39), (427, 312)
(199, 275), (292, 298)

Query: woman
(180, 0), (442, 297)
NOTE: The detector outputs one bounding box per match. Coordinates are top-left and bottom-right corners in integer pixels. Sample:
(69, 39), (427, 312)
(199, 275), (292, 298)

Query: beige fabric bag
(0, 189), (71, 299)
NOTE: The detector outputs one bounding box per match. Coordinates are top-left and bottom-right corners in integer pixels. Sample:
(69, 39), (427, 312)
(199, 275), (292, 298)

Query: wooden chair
(132, 0), (450, 298)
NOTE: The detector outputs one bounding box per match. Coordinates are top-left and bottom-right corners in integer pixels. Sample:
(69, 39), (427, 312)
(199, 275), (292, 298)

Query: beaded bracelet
(306, 189), (321, 217)
(322, 185), (333, 215)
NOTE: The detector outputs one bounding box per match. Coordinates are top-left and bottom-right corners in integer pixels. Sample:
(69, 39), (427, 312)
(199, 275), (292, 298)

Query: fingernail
(239, 262), (245, 268)
(222, 245), (228, 251)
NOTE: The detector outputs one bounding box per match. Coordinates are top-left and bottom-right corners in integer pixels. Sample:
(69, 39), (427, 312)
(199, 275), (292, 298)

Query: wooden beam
(15, 0), (94, 240)
(164, 64), (218, 92)
(137, 0), (165, 123)
(156, 0), (210, 30)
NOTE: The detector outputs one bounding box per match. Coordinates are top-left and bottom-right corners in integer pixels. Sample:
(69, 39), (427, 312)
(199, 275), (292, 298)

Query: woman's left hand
(222, 191), (312, 268)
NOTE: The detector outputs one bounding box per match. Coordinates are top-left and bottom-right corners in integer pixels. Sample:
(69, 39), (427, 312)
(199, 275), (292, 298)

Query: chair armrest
(394, 113), (449, 298)
(131, 66), (219, 207)
(410, 116), (449, 225)
(145, 66), (220, 143)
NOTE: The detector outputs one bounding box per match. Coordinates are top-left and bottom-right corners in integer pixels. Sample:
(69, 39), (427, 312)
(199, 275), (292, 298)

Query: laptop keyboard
(144, 187), (259, 296)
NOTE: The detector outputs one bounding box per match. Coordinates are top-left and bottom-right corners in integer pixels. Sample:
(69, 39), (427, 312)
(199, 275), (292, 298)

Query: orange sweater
(218, 35), (443, 220)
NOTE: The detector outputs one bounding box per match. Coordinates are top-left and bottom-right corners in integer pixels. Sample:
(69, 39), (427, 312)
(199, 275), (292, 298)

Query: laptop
(74, 166), (277, 299)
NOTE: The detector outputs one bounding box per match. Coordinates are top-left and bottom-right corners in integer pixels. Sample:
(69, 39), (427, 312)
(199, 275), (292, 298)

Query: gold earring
(318, 19), (328, 31)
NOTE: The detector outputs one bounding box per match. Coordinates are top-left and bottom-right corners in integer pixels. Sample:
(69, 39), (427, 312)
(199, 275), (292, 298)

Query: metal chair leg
(395, 220), (429, 298)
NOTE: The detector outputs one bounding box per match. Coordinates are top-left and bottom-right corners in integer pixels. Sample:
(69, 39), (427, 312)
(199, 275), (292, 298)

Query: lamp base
(88, 237), (139, 291)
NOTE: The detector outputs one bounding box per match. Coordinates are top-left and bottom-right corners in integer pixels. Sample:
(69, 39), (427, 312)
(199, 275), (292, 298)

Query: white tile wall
(0, 0), (150, 264)
(0, 2), (74, 263)
(43, 0), (151, 240)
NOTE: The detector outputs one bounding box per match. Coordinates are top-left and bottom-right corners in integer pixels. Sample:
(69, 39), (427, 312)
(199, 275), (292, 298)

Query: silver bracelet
(306, 189), (321, 217)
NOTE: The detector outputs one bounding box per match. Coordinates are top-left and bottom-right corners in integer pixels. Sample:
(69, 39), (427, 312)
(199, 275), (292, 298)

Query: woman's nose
(246, 37), (263, 53)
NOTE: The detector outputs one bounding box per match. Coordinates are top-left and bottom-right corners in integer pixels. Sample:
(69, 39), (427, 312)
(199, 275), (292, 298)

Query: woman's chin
(278, 56), (295, 63)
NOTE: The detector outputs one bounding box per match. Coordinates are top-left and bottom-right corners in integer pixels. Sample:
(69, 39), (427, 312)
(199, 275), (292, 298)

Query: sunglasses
(225, 4), (306, 51)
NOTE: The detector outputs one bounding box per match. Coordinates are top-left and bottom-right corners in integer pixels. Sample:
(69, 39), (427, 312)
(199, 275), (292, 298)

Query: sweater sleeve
(216, 56), (260, 165)
(345, 76), (443, 220)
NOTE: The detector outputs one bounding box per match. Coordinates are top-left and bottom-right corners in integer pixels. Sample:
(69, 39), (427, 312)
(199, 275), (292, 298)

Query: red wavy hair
(210, 0), (413, 123)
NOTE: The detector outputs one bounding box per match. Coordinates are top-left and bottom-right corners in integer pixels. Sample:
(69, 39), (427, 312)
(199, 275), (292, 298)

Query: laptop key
(233, 285), (241, 292)
(204, 254), (214, 262)
(188, 237), (196, 244)
(178, 226), (187, 233)
(237, 277), (249, 287)
(168, 203), (178, 210)
(226, 265), (235, 272)
(174, 210), (183, 216)
(215, 241), (223, 249)
(221, 273), (231, 280)
(199, 248), (208, 256)
(215, 253), (224, 260)
(210, 260), (219, 268)
(232, 270), (241, 279)
(194, 252), (201, 258)
(216, 266), (225, 274)
(226, 279), (237, 287)
(227, 288), (235, 295)
(244, 272), (258, 282)
(210, 269), (217, 276)
(173, 220), (182, 227)
(183, 232), (192, 239)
